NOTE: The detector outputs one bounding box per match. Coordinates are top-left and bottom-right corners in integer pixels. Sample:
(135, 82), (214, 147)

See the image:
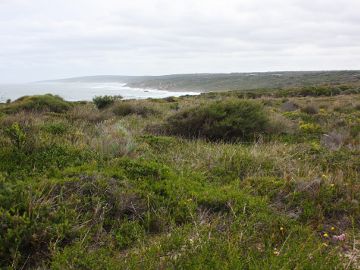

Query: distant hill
(48, 70), (360, 92)
(44, 75), (135, 83)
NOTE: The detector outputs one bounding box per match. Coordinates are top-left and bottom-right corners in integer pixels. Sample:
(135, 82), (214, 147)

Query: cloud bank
(0, 0), (359, 82)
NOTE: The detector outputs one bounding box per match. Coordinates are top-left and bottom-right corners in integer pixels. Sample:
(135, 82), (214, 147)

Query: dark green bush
(41, 122), (68, 135)
(114, 220), (145, 249)
(112, 102), (159, 117)
(0, 143), (95, 177)
(117, 158), (171, 180)
(301, 105), (319, 115)
(1, 94), (71, 114)
(93, 95), (122, 109)
(165, 100), (269, 141)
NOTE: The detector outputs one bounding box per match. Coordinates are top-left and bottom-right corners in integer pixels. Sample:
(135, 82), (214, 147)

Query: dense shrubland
(164, 100), (269, 141)
(0, 90), (359, 269)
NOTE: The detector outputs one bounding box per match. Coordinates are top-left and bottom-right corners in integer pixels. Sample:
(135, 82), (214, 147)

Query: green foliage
(4, 122), (26, 149)
(52, 244), (118, 270)
(1, 94), (71, 114)
(140, 135), (176, 151)
(209, 149), (277, 182)
(93, 95), (121, 109)
(0, 92), (359, 269)
(41, 122), (69, 135)
(242, 176), (360, 226)
(114, 220), (145, 249)
(117, 158), (171, 181)
(165, 100), (269, 141)
(0, 143), (95, 177)
(299, 122), (323, 134)
(112, 102), (159, 117)
(301, 104), (319, 115)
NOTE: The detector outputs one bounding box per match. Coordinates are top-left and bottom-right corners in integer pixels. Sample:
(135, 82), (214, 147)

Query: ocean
(0, 82), (200, 102)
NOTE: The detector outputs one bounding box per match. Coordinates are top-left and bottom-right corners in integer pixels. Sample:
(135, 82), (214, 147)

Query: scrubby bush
(165, 100), (269, 141)
(88, 122), (135, 158)
(301, 105), (319, 115)
(41, 122), (68, 135)
(93, 95), (122, 109)
(4, 122), (26, 150)
(1, 94), (71, 114)
(299, 122), (322, 134)
(112, 102), (159, 117)
(67, 104), (109, 123)
(164, 96), (177, 102)
(281, 101), (299, 112)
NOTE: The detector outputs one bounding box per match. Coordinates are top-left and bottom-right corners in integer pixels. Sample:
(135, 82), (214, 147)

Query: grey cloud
(0, 0), (359, 82)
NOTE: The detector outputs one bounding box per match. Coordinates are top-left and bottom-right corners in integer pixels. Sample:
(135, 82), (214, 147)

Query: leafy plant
(4, 123), (26, 149)
(112, 102), (159, 117)
(93, 95), (122, 109)
(299, 122), (322, 134)
(165, 100), (269, 141)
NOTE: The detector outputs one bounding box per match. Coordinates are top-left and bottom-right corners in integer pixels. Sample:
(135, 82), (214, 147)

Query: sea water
(0, 82), (200, 102)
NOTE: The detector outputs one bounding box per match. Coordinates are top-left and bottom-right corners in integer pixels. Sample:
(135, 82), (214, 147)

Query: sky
(0, 0), (360, 83)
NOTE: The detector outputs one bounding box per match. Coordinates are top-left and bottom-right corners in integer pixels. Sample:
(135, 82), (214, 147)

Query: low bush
(299, 122), (323, 134)
(209, 150), (278, 182)
(41, 122), (69, 135)
(301, 105), (319, 115)
(67, 104), (109, 123)
(112, 102), (159, 117)
(281, 101), (299, 112)
(4, 122), (27, 150)
(93, 95), (122, 110)
(88, 122), (135, 158)
(165, 100), (269, 141)
(1, 94), (72, 114)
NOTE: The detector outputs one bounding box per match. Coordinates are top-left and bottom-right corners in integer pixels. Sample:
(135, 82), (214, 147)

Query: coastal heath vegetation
(0, 86), (359, 269)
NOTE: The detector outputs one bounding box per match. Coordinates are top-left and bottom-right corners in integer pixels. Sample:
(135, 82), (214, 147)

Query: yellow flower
(280, 227), (284, 231)
(331, 227), (335, 231)
(323, 233), (329, 238)
(273, 248), (280, 256)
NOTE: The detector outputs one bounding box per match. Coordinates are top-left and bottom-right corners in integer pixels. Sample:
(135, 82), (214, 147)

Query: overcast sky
(0, 0), (359, 83)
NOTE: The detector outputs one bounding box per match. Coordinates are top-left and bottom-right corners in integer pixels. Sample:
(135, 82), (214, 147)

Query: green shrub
(299, 122), (322, 134)
(41, 122), (68, 135)
(0, 144), (95, 176)
(301, 105), (319, 115)
(210, 150), (277, 182)
(114, 220), (145, 249)
(4, 123), (26, 150)
(117, 158), (171, 181)
(112, 102), (159, 117)
(52, 245), (118, 270)
(1, 94), (71, 114)
(93, 95), (121, 109)
(140, 135), (175, 151)
(165, 100), (269, 141)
